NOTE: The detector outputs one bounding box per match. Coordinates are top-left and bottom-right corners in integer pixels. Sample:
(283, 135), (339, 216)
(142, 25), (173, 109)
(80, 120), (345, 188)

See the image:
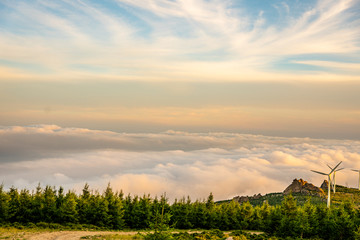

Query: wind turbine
(311, 161), (342, 208)
(352, 169), (360, 190)
(327, 164), (344, 193)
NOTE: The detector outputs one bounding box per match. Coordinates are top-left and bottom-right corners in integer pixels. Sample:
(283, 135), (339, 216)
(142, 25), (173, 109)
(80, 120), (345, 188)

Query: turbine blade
(311, 170), (328, 175)
(327, 164), (333, 170)
(330, 161), (342, 174)
(336, 168), (345, 172)
(352, 169), (360, 172)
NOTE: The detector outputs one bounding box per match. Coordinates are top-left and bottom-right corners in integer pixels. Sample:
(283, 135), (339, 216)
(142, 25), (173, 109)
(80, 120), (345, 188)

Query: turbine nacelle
(311, 161), (342, 208)
(327, 163), (345, 193)
(311, 161), (342, 176)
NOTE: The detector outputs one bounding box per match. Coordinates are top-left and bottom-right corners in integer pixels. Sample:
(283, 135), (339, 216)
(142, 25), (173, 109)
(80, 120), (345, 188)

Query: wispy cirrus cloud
(0, 0), (359, 82)
(293, 60), (360, 73)
(1, 125), (360, 200)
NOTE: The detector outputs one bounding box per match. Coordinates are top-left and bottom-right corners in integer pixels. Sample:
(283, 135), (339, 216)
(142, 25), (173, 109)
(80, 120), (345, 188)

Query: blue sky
(0, 0), (359, 82)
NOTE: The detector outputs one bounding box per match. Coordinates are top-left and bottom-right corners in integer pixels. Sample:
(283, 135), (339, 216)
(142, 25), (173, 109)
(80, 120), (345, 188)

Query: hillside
(331, 185), (360, 205)
(227, 178), (360, 206)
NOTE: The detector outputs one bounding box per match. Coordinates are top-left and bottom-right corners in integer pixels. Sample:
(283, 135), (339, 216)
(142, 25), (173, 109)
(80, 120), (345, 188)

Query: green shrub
(36, 222), (49, 229)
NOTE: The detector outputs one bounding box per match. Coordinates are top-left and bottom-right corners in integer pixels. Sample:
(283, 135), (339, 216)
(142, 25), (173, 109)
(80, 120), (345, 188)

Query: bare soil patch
(0, 230), (138, 240)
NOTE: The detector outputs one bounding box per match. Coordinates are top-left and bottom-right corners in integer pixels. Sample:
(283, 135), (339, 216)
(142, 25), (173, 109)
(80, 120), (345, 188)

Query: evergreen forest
(1, 184), (360, 239)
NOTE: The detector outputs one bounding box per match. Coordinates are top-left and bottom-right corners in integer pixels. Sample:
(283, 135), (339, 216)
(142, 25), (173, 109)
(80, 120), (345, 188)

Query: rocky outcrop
(283, 178), (325, 197)
(320, 180), (329, 190)
(233, 193), (262, 204)
(233, 178), (326, 204)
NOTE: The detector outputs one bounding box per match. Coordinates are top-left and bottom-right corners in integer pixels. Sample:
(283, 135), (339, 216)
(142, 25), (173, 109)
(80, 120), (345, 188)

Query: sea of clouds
(1, 125), (360, 201)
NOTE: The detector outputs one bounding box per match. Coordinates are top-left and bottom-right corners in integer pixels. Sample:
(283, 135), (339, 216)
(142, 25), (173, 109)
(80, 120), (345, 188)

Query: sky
(0, 0), (360, 200)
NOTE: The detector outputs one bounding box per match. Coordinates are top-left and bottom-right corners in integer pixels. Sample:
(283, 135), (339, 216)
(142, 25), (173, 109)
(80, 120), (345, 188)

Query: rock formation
(283, 178), (325, 197)
(233, 193), (262, 204)
(320, 180), (329, 190)
(232, 178), (326, 204)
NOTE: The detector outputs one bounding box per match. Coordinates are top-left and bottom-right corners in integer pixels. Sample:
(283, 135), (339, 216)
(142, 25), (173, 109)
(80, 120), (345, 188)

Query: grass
(246, 192), (326, 206)
(221, 184), (360, 207)
(80, 230), (268, 240)
(0, 227), (35, 240)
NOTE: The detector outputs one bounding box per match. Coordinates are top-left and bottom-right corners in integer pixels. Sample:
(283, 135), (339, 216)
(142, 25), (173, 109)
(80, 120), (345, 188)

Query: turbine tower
(311, 161), (342, 208)
(352, 169), (360, 190)
(327, 164), (344, 193)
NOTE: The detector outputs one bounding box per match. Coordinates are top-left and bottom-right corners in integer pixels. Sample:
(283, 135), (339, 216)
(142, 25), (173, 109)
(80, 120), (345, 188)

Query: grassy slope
(248, 192), (325, 206)
(331, 185), (360, 205)
(220, 185), (360, 207)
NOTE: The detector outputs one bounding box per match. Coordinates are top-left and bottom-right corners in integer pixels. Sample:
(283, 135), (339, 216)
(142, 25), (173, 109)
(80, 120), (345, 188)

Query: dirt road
(1, 230), (250, 239)
(2, 230), (138, 240)
(26, 232), (233, 240)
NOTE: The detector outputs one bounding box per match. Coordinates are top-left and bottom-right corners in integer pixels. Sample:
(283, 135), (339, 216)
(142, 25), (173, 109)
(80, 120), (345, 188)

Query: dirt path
(25, 231), (138, 240)
(2, 230), (260, 239)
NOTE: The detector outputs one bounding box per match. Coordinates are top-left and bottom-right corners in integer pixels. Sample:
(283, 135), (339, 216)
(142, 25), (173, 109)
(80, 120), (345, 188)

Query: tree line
(1, 184), (360, 239)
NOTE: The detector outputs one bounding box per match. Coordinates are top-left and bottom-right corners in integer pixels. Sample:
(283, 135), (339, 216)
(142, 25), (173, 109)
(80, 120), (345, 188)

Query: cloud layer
(1, 125), (360, 201)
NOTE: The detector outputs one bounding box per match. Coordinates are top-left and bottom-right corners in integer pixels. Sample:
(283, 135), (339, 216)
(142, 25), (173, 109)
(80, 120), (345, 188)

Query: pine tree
(18, 189), (32, 223)
(238, 201), (254, 230)
(221, 200), (240, 230)
(314, 204), (330, 238)
(205, 193), (217, 229)
(278, 194), (300, 237)
(58, 191), (78, 223)
(0, 184), (8, 222)
(170, 196), (193, 229)
(130, 195), (142, 229)
(331, 202), (356, 240)
(259, 200), (271, 232)
(77, 183), (92, 224)
(7, 187), (20, 222)
(89, 191), (109, 227)
(300, 198), (317, 238)
(138, 194), (152, 229)
(42, 186), (57, 222)
(104, 184), (124, 229)
(31, 184), (43, 222)
(189, 200), (207, 228)
(147, 193), (172, 240)
(55, 186), (65, 223)
(122, 194), (132, 228)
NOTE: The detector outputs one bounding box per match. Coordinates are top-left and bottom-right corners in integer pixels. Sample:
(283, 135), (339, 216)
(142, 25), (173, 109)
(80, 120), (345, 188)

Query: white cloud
(269, 151), (305, 166)
(1, 125), (360, 201)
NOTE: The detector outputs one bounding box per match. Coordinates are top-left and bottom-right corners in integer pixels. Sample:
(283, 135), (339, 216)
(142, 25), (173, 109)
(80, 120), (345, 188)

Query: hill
(226, 178), (360, 206)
